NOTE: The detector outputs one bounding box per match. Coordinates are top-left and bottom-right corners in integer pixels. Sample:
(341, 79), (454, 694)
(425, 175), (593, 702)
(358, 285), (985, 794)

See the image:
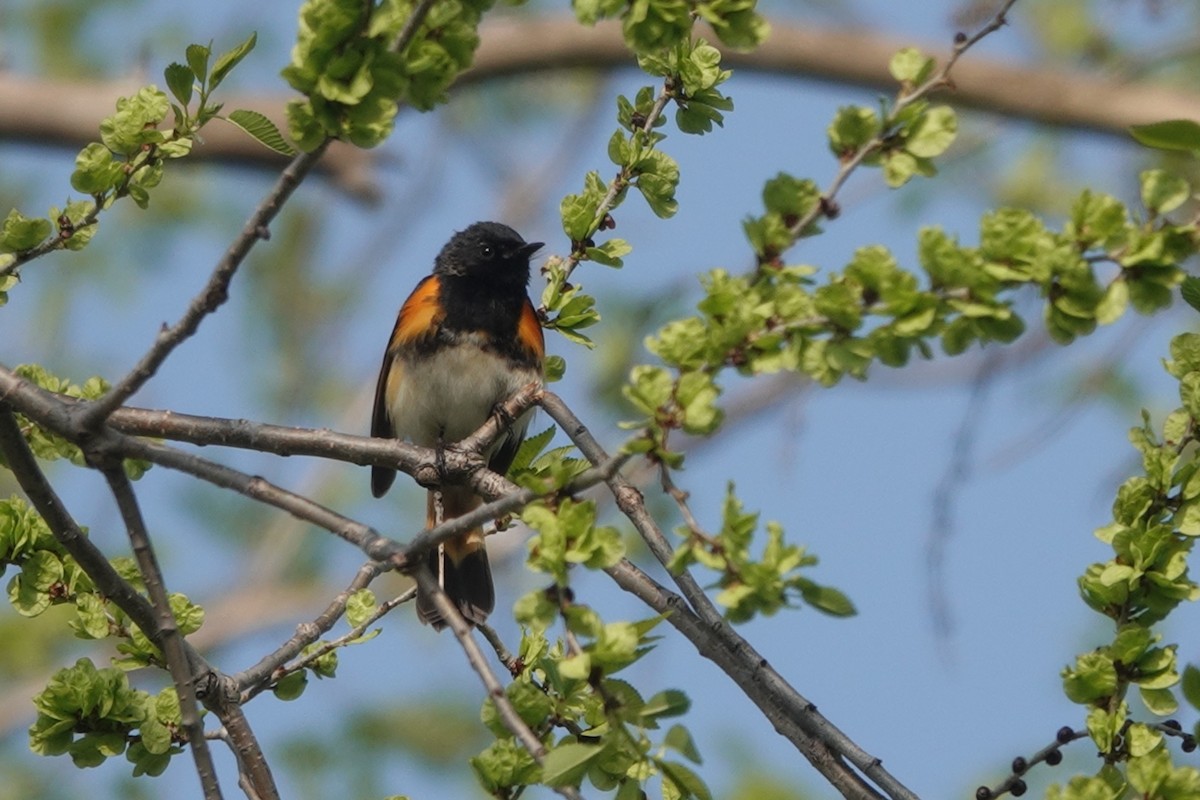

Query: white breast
(387, 333), (539, 448)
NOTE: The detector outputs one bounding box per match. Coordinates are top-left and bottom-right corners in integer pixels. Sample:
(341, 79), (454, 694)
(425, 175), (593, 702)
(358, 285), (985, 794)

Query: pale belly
(387, 337), (539, 448)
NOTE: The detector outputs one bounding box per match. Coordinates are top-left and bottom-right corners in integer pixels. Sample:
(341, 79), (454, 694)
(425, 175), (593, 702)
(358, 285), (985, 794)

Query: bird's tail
(416, 485), (494, 630)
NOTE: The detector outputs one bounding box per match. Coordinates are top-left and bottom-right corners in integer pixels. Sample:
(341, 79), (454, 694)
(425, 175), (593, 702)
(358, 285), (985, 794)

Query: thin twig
(233, 560), (385, 697)
(536, 393), (917, 799)
(538, 391), (724, 628)
(412, 564), (587, 800)
(76, 141), (331, 429)
(100, 465), (223, 800)
(773, 0), (1021, 268)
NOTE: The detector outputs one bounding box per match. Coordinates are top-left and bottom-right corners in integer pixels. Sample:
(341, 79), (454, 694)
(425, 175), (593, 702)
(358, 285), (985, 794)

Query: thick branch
(0, 15), (1191, 203)
(0, 76), (381, 201)
(537, 392), (915, 799)
(0, 406), (280, 799)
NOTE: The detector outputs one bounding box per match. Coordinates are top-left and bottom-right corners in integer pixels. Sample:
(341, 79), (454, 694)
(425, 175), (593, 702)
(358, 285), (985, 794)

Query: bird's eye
(480, 243), (496, 259)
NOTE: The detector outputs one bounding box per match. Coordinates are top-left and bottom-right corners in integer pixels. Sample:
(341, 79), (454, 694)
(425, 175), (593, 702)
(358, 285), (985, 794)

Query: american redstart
(370, 221), (544, 630)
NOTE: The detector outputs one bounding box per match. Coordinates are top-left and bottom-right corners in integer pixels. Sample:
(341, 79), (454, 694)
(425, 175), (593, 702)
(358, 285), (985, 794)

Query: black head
(433, 222), (543, 287)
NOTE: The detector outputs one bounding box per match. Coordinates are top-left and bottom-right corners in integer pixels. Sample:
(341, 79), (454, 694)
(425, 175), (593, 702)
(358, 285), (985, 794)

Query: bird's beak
(518, 241), (544, 259)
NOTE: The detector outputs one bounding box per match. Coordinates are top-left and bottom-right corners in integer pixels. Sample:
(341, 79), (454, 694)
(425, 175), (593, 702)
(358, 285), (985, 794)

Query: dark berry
(1045, 749), (1063, 766)
(975, 787), (992, 800)
(1183, 738), (1197, 753)
(1164, 719), (1182, 731)
(1056, 726), (1075, 744)
(1011, 756), (1027, 775)
(1011, 779), (1027, 797)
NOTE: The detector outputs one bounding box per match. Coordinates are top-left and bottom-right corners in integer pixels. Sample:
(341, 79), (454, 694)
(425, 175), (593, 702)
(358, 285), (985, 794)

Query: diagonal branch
(100, 464), (223, 800)
(0, 405), (280, 799)
(73, 142), (331, 429)
(538, 392), (917, 800)
(412, 564), (588, 800)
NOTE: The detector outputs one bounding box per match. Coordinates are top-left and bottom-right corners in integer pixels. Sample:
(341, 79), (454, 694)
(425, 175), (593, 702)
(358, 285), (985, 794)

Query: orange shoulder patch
(517, 298), (545, 363)
(390, 275), (443, 349)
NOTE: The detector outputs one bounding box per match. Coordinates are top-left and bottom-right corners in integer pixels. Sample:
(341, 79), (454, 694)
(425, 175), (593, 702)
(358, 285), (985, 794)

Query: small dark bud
(1045, 749), (1063, 766)
(782, 212), (800, 229)
(975, 787), (992, 800)
(582, 238), (595, 250)
(954, 31), (968, 44)
(601, 214), (616, 230)
(1010, 779), (1027, 797)
(1010, 756), (1027, 775)
(1164, 719), (1182, 731)
(630, 112), (647, 129)
(820, 196), (841, 219)
(1056, 726), (1075, 744)
(1183, 737), (1197, 753)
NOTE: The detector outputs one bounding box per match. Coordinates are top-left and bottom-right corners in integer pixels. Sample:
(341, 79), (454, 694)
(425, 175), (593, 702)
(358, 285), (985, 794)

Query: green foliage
(572, 0), (767, 54)
(522, 499), (625, 587)
(508, 425), (592, 494)
(667, 484), (855, 622)
(472, 619), (710, 799)
(0, 33), (264, 271)
(1, 497), (93, 622)
(637, 170), (1196, 475)
(28, 658), (184, 774)
(283, 0), (495, 149)
(1130, 119), (1200, 154)
(1050, 329), (1200, 792)
(5, 365), (149, 479)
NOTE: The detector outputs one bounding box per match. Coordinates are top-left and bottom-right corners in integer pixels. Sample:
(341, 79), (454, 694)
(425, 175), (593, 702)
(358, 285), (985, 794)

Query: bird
(370, 222), (544, 630)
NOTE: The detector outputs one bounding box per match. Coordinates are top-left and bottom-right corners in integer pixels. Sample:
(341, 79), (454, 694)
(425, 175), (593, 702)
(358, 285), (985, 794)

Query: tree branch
(99, 464), (223, 800)
(412, 564), (588, 800)
(0, 405), (280, 799)
(0, 14), (1191, 204)
(68, 141), (329, 426)
(536, 392), (916, 799)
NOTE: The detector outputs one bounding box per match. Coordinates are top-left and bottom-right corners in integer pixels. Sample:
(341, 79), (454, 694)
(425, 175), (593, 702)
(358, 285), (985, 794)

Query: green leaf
(346, 588), (377, 629)
(544, 354), (566, 382)
(210, 32), (257, 90)
(663, 724), (702, 764)
(905, 105), (957, 158)
(0, 209), (52, 253)
(186, 43), (211, 84)
(1130, 119), (1200, 153)
(661, 759), (713, 800)
(1181, 276), (1200, 313)
(640, 689), (690, 721)
(888, 47), (935, 84)
(272, 670), (307, 701)
(71, 593), (111, 639)
(225, 109), (297, 156)
(163, 63), (194, 108)
(1140, 168), (1191, 216)
(541, 741), (603, 787)
(1139, 686), (1178, 715)
(1183, 664), (1200, 711)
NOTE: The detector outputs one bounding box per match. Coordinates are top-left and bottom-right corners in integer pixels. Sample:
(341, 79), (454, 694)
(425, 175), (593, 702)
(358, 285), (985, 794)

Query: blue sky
(2, 1), (1199, 798)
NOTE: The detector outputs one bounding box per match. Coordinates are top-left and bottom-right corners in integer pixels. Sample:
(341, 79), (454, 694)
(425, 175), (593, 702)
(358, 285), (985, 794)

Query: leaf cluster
(3, 365), (149, 479)
(28, 658), (184, 777)
(668, 484), (855, 622)
(1051, 331), (1200, 797)
(283, 0), (495, 150)
(0, 34), (263, 274)
(474, 613), (710, 800)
